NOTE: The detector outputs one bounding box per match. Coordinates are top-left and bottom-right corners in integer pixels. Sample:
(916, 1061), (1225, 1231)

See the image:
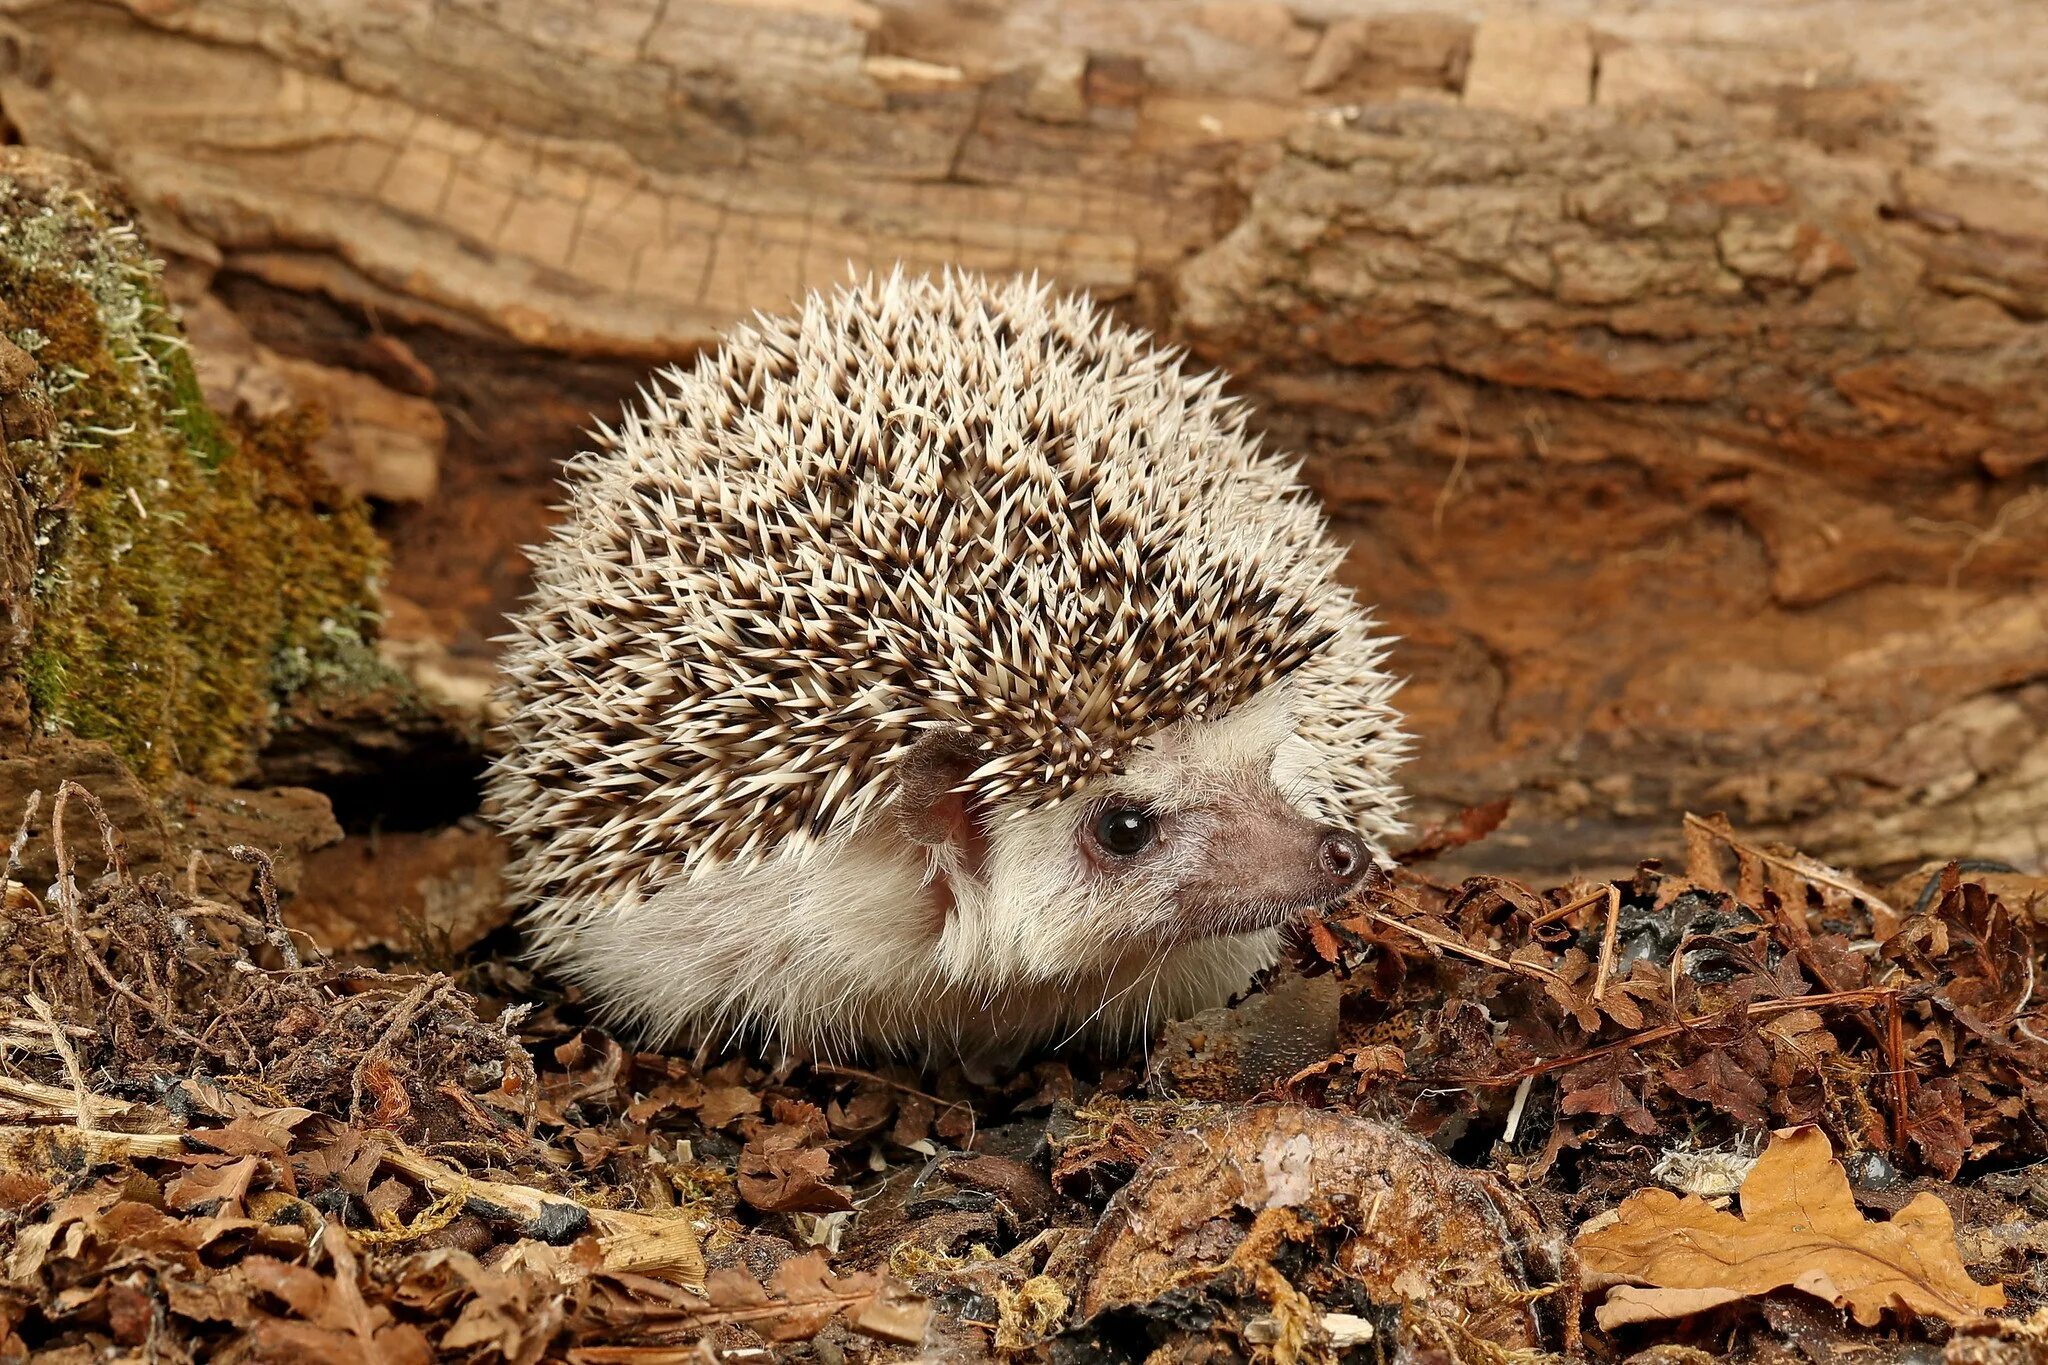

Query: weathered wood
(1178, 102), (2048, 874)
(2, 0), (2042, 878)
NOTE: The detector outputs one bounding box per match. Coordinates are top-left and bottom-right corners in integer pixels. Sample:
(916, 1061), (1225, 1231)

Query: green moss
(19, 645), (65, 721)
(155, 333), (234, 472)
(0, 154), (383, 783)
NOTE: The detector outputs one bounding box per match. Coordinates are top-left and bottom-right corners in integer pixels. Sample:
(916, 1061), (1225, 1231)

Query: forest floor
(2, 785), (2046, 1363)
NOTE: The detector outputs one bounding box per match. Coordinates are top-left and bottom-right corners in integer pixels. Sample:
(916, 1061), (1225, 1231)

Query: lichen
(0, 153), (382, 784)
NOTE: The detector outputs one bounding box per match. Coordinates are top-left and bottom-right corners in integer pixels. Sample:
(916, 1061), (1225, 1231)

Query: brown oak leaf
(1576, 1125), (2004, 1329)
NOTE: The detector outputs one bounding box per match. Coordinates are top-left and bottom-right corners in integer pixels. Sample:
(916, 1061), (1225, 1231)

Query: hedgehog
(486, 270), (1408, 1065)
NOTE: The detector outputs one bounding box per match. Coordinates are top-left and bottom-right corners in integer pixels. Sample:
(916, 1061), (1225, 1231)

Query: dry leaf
(697, 1083), (763, 1128)
(1576, 1125), (2005, 1328)
(166, 1156), (261, 1213)
(593, 1211), (709, 1282)
(690, 1252), (928, 1345)
(1395, 798), (1511, 864)
(1594, 1285), (1747, 1327)
(737, 1127), (854, 1214)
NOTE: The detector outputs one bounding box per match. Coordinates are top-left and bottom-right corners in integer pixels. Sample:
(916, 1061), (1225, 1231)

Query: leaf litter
(2, 782), (2048, 1361)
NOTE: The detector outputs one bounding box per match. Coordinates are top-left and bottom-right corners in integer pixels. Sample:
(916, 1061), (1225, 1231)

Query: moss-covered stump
(0, 149), (387, 891)
(0, 148), (382, 785)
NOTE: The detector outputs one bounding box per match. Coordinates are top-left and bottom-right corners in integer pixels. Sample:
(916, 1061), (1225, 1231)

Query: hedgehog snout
(1315, 828), (1368, 895)
(1145, 792), (1376, 942)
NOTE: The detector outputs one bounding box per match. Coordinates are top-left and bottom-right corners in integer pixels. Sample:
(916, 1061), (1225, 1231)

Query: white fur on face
(534, 682), (1345, 1063)
(936, 684), (1311, 984)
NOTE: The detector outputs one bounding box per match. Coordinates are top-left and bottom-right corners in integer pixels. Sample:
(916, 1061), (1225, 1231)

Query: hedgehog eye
(1093, 806), (1157, 858)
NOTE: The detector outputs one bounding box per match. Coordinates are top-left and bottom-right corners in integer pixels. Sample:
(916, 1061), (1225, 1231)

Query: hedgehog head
(899, 683), (1393, 995)
(488, 270), (1408, 1048)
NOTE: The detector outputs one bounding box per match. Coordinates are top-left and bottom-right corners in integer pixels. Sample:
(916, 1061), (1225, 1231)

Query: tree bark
(1177, 102), (2048, 875)
(3, 0), (2042, 877)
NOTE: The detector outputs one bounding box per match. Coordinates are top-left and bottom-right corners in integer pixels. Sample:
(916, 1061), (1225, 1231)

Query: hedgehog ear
(894, 728), (992, 876)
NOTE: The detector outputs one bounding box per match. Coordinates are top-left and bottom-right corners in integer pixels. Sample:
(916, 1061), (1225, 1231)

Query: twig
(55, 781), (124, 878)
(0, 1012), (94, 1041)
(381, 1141), (707, 1287)
(1686, 815), (1913, 1094)
(0, 1030), (79, 1053)
(0, 1073), (133, 1122)
(1525, 885), (1609, 934)
(61, 921), (200, 1042)
(228, 845), (302, 968)
(50, 782), (84, 1004)
(431, 1082), (542, 1157)
(1885, 989), (1909, 1155)
(1458, 987), (1897, 1086)
(1502, 1075), (1535, 1145)
(168, 898), (270, 932)
(135, 936), (174, 1028)
(1738, 861), (1854, 998)
(47, 785), (200, 1044)
(1682, 812), (1896, 922)
(351, 978), (448, 1120)
(4, 789), (40, 885)
(23, 994), (88, 1130)
(262, 975), (391, 1079)
(1336, 895), (1569, 988)
(484, 1001), (541, 1133)
(0, 1125), (186, 1167)
(1590, 885), (1621, 1003)
(381, 1141), (576, 1223)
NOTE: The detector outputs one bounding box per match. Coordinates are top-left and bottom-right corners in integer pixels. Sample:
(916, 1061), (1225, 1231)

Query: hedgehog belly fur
(525, 829), (1282, 1063)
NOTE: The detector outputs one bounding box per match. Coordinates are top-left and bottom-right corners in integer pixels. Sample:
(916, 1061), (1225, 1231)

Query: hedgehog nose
(1317, 828), (1368, 892)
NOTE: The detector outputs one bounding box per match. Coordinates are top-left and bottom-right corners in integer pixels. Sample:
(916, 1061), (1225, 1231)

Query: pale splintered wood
(1462, 16), (1593, 113)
